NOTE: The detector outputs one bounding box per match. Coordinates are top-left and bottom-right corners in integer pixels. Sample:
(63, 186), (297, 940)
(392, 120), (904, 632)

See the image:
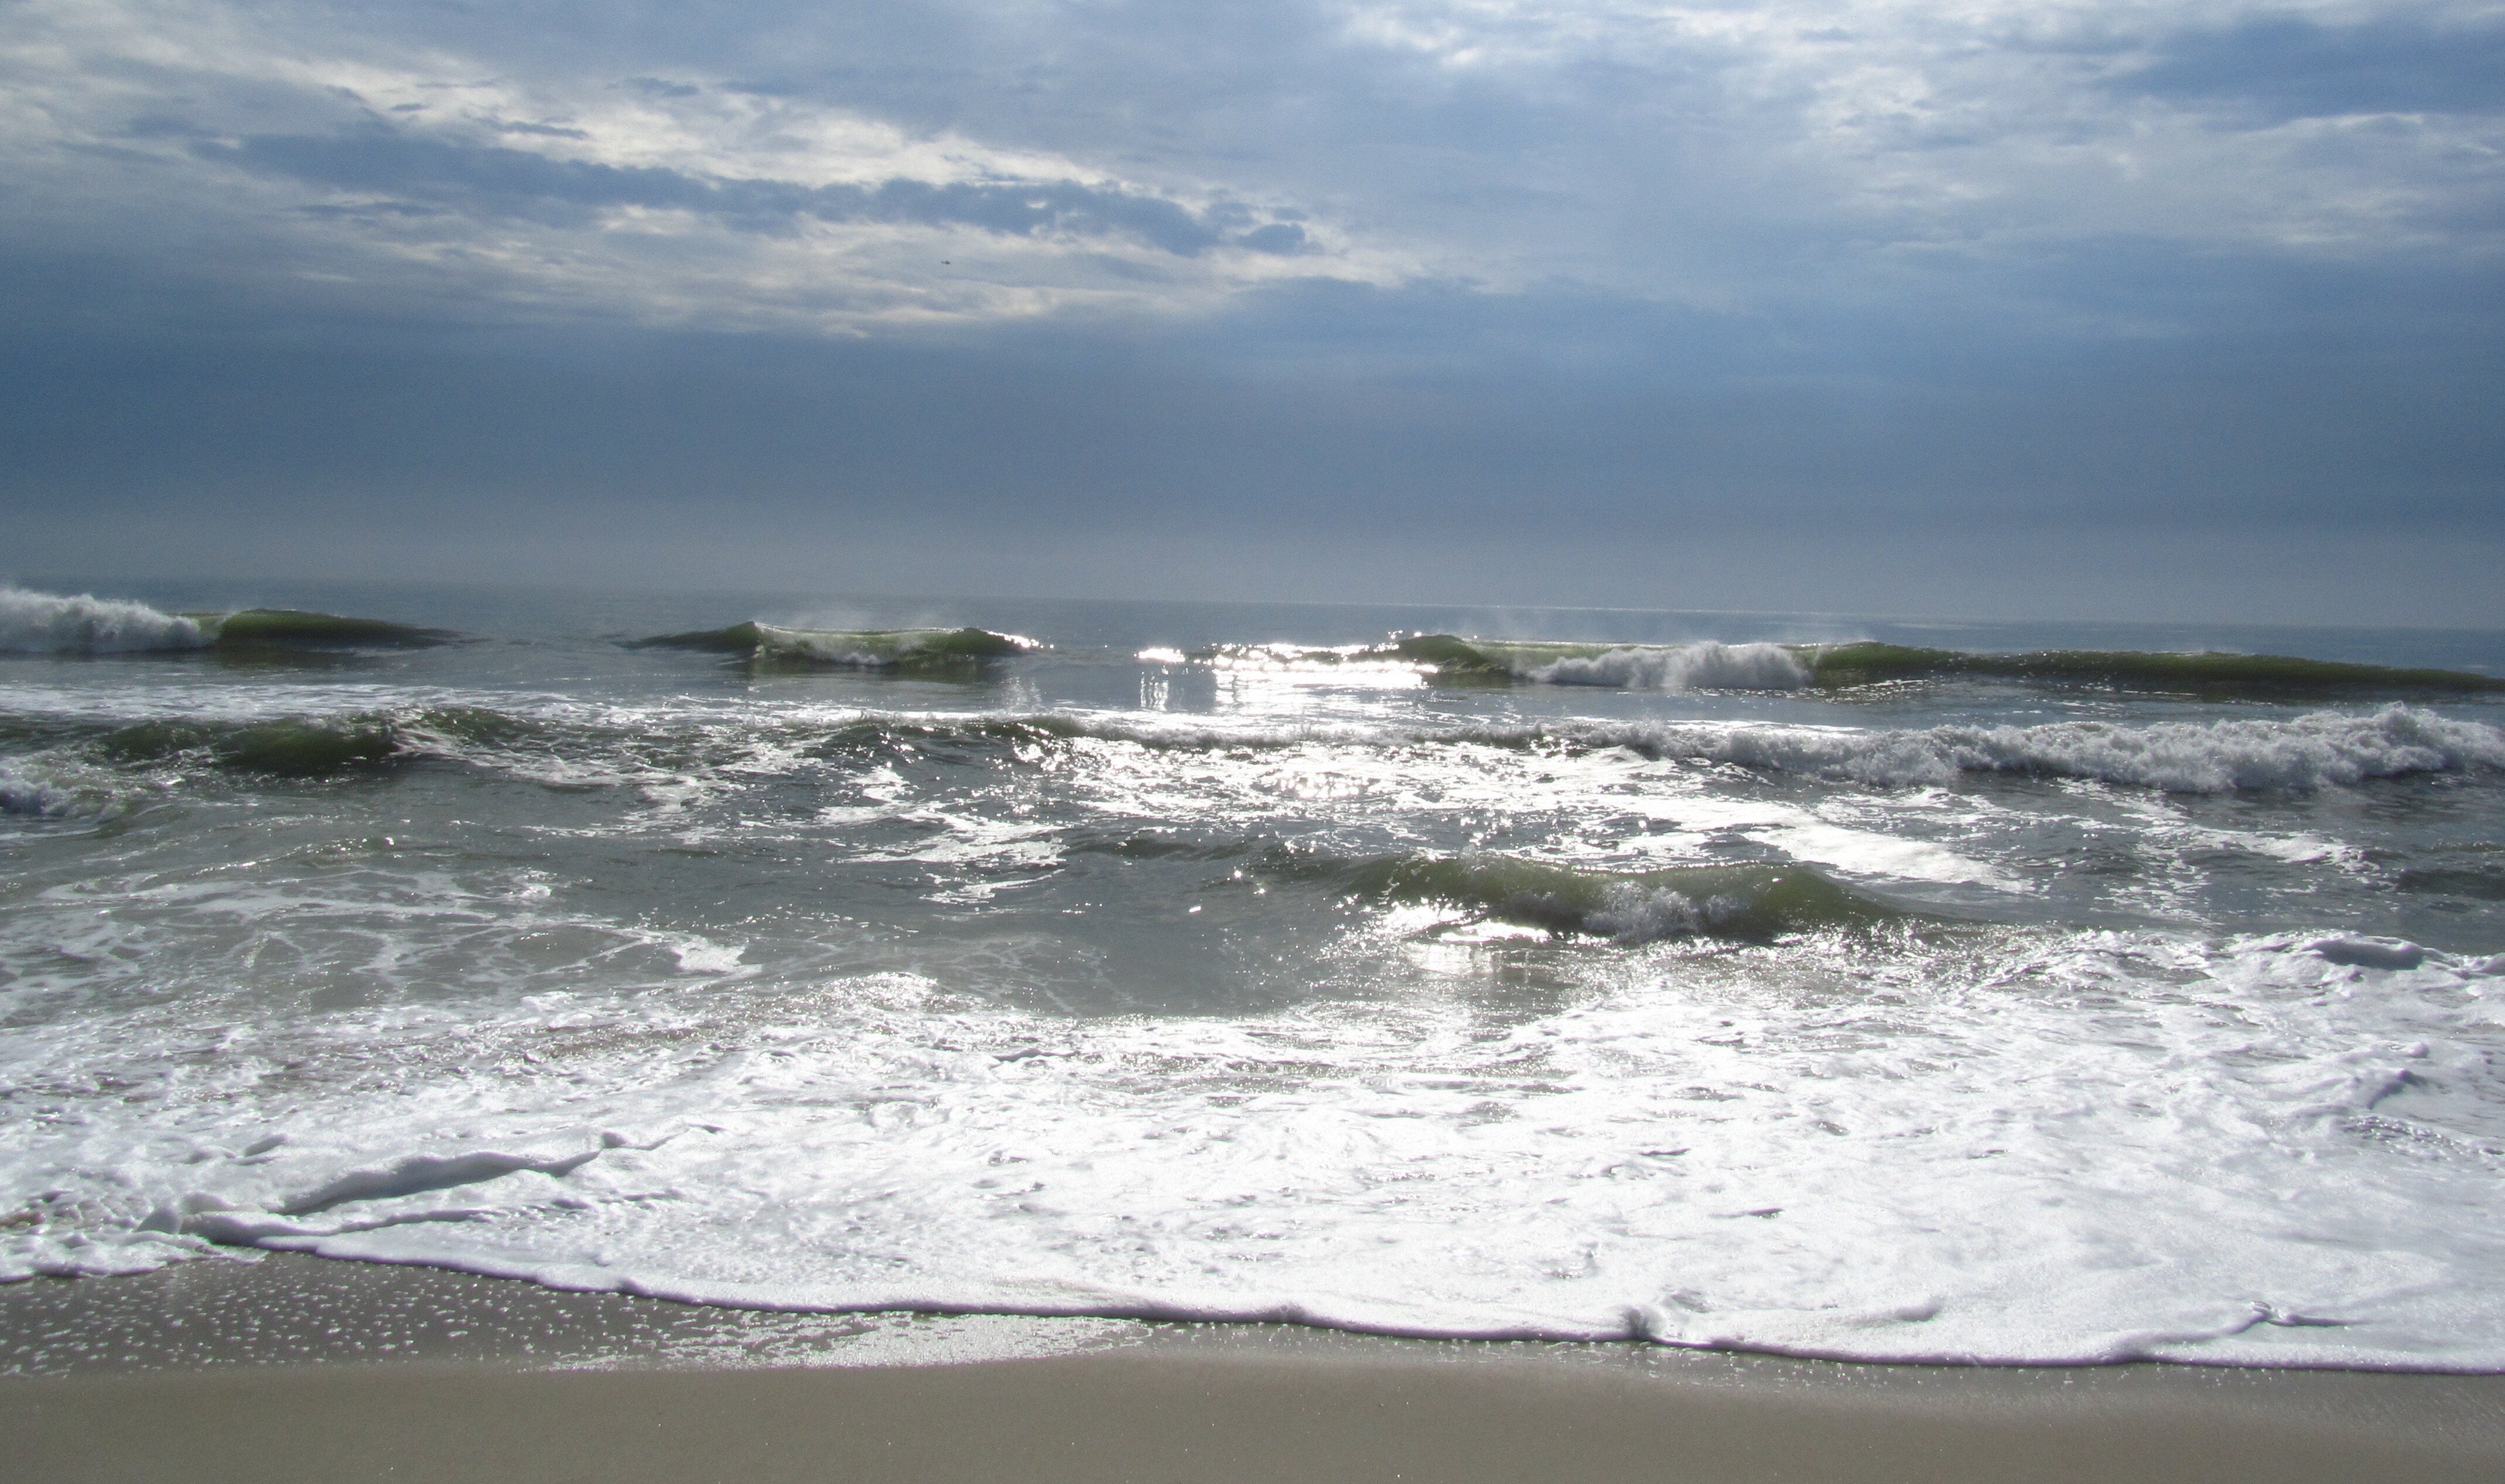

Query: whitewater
(4, 584), (2503, 1369)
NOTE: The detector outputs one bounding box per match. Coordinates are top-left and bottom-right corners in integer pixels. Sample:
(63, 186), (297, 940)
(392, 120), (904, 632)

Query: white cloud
(2, 0), (2498, 337)
(0, 0), (1404, 333)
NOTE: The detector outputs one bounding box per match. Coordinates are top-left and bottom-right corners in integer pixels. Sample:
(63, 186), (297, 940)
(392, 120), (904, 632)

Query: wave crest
(0, 589), (454, 655)
(0, 587), (209, 654)
(0, 762), (75, 817)
(101, 715), (406, 777)
(1526, 641), (1808, 690)
(1802, 642), (2504, 695)
(1594, 704), (2505, 793)
(1303, 852), (1909, 943)
(633, 622), (1033, 669)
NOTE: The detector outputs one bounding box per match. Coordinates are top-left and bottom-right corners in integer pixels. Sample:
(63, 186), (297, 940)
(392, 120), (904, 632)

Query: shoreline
(8, 1254), (2505, 1480)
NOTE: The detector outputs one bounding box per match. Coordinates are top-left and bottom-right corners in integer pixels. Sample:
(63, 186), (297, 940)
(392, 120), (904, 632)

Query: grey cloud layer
(2118, 15), (2505, 122)
(13, 1), (2504, 326)
(211, 128), (1311, 257)
(3, 1), (2500, 618)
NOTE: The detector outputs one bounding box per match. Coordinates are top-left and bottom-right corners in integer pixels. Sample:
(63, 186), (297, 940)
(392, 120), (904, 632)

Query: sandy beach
(7, 1254), (2504, 1482)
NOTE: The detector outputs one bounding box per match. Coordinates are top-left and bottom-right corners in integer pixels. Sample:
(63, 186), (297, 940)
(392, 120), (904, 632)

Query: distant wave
(1185, 636), (1810, 691)
(1173, 632), (2503, 695)
(631, 621), (1034, 670)
(210, 609), (457, 649)
(0, 587), (210, 654)
(1525, 641), (1807, 690)
(0, 587), (454, 654)
(1796, 641), (2505, 695)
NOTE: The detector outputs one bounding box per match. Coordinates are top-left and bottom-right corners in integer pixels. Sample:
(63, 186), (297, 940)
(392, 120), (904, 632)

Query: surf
(0, 587), (455, 655)
(1797, 642), (2505, 695)
(1290, 850), (1921, 943)
(631, 621), (1035, 671)
(1170, 631), (2504, 695)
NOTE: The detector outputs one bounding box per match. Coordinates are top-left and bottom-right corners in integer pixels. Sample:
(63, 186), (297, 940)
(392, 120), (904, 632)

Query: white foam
(0, 762), (73, 818)
(8, 933), (2504, 1367)
(1526, 641), (1809, 692)
(1581, 885), (1754, 943)
(1588, 705), (2505, 794)
(0, 587), (210, 654)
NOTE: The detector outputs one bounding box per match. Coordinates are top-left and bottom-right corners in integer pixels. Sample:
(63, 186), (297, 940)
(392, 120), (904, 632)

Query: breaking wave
(836, 704), (2504, 795)
(1184, 635), (1811, 691)
(0, 588), (453, 655)
(1524, 641), (1807, 690)
(11, 695), (2500, 798)
(1174, 632), (2500, 696)
(1291, 851), (1912, 943)
(1587, 703), (2505, 794)
(0, 762), (75, 817)
(0, 587), (209, 654)
(632, 622), (1034, 670)
(1800, 642), (2505, 695)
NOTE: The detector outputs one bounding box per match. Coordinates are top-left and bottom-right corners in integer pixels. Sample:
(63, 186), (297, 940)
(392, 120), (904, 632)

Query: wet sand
(7, 1254), (2504, 1482)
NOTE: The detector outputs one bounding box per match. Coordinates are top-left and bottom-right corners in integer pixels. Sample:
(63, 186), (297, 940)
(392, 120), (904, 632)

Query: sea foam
(0, 763), (73, 818)
(1588, 703), (2505, 793)
(1525, 641), (1809, 691)
(7, 934), (2503, 1367)
(0, 587), (208, 654)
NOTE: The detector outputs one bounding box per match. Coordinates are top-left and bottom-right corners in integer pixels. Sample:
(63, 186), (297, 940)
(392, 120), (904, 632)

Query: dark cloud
(2115, 16), (2505, 122)
(206, 126), (1294, 254)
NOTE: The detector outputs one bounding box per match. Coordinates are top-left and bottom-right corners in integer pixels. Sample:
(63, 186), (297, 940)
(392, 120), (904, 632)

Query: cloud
(211, 125), (1309, 257)
(2114, 15), (2505, 123)
(1, 1), (2500, 624)
(8, 0), (2504, 338)
(0, 1), (1383, 333)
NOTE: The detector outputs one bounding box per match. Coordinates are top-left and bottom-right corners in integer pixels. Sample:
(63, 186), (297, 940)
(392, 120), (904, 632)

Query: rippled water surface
(4, 584), (2502, 1366)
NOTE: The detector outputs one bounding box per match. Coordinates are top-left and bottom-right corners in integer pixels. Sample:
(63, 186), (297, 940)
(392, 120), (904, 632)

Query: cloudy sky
(4, 1), (2500, 622)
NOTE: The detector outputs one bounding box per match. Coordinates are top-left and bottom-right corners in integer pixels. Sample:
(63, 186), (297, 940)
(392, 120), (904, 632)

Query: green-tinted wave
(400, 704), (545, 747)
(1194, 632), (2504, 696)
(1385, 634), (1516, 676)
(197, 609), (460, 649)
(1384, 635), (1630, 677)
(628, 621), (773, 653)
(631, 622), (1032, 671)
(1358, 635), (1809, 689)
(1287, 850), (1915, 944)
(1795, 642), (2505, 695)
(98, 715), (404, 777)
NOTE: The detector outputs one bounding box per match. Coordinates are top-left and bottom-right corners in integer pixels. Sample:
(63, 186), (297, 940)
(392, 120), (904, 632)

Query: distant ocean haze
(2, 583), (2502, 1367)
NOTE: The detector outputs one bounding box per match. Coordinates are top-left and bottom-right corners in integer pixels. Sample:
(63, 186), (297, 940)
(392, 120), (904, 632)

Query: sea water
(3, 582), (2502, 1367)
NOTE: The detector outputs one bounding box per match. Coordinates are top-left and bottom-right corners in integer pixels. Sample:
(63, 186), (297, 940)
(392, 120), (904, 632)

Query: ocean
(4, 580), (2502, 1369)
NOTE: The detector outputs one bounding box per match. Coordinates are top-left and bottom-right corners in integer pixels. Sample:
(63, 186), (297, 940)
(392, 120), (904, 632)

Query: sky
(3, 1), (2501, 624)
